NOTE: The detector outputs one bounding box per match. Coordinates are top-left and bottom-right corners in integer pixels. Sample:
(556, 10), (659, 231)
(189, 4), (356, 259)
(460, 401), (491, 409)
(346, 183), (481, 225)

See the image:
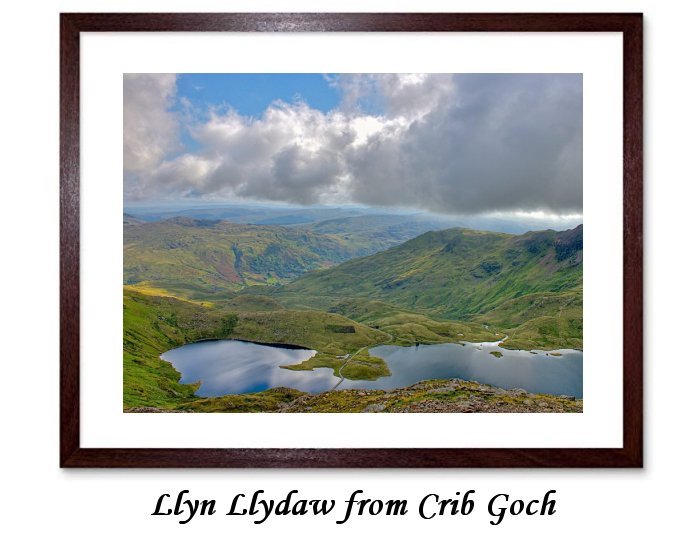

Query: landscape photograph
(123, 73), (583, 414)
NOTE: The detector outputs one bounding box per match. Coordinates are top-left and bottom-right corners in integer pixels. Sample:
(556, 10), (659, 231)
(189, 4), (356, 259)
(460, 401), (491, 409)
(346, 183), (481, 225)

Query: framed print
(60, 13), (643, 467)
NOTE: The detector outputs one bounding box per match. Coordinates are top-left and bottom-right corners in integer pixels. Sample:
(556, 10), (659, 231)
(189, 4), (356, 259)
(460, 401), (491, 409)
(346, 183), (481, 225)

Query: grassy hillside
(323, 298), (500, 346)
(123, 214), (459, 301)
(124, 217), (359, 299)
(475, 289), (583, 349)
(123, 290), (235, 408)
(124, 288), (397, 409)
(262, 225), (582, 348)
(273, 225), (582, 318)
(308, 214), (449, 257)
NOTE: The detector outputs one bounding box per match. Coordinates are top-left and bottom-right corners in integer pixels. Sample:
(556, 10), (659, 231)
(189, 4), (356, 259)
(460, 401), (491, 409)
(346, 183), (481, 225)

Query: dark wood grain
(61, 447), (641, 469)
(622, 15), (644, 468)
(59, 12), (641, 33)
(60, 13), (643, 468)
(60, 13), (81, 468)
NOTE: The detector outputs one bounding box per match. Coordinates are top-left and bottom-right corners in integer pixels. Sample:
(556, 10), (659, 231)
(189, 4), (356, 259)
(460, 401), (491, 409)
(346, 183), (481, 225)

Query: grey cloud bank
(124, 73), (582, 216)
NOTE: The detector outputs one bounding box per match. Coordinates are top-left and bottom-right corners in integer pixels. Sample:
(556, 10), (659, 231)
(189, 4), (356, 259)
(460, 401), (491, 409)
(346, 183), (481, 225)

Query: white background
(80, 32), (622, 449)
(0, 0), (697, 542)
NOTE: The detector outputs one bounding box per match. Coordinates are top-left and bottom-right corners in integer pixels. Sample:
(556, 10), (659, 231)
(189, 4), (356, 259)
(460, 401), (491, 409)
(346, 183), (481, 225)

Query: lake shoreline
(189, 337), (313, 351)
(162, 338), (582, 399)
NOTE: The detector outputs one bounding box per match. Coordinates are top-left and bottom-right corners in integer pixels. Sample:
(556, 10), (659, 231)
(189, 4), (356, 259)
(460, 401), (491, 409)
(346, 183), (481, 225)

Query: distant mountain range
(123, 214), (450, 298)
(124, 214), (582, 349)
(265, 225), (583, 349)
(124, 205), (374, 225)
(273, 225), (582, 318)
(124, 217), (353, 297)
(124, 204), (583, 234)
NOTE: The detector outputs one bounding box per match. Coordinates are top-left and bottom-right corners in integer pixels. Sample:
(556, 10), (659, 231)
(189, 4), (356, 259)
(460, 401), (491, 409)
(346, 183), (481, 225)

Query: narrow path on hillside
(330, 330), (394, 391)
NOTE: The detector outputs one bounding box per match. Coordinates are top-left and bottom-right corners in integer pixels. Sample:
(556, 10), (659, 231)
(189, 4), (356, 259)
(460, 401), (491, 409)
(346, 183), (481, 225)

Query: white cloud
(123, 73), (582, 215)
(123, 74), (183, 199)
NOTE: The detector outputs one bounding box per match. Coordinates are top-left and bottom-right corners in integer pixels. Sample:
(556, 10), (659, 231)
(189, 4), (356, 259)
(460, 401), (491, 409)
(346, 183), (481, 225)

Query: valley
(123, 212), (583, 413)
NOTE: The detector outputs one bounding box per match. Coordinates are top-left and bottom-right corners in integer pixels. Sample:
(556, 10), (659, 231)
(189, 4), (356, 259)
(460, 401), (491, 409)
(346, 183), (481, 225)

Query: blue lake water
(161, 338), (583, 398)
(160, 340), (324, 396)
(352, 342), (582, 397)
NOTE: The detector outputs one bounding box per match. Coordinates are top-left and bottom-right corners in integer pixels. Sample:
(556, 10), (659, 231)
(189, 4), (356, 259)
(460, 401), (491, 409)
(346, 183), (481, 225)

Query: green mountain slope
(272, 225), (583, 320)
(124, 217), (362, 298)
(124, 215), (458, 300)
(261, 225), (583, 349)
(308, 214), (450, 257)
(123, 288), (394, 408)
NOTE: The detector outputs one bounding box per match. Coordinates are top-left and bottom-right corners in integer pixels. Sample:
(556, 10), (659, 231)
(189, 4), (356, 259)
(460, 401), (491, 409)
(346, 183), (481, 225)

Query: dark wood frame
(60, 12), (643, 468)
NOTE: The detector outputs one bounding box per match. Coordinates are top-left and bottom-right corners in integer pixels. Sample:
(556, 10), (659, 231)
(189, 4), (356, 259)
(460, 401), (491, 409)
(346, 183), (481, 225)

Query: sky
(124, 73), (582, 220)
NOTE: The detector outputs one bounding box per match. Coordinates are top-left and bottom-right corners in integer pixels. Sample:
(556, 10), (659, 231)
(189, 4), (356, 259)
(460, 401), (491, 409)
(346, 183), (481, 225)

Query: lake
(350, 341), (582, 397)
(161, 338), (583, 398)
(160, 340), (325, 396)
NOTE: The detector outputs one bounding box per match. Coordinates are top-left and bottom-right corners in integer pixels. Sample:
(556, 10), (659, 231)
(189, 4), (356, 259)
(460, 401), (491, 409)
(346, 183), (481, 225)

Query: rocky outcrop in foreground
(127, 379), (582, 413)
(279, 379), (581, 413)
